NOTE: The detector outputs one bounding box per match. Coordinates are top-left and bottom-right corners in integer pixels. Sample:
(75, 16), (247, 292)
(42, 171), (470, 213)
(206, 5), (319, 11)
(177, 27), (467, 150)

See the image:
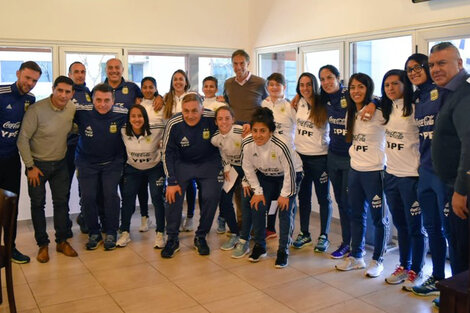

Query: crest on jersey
(340, 98), (347, 108)
(86, 94), (91, 102)
(109, 123), (117, 133)
(122, 86), (129, 95)
(203, 129), (210, 140)
(430, 88), (438, 101)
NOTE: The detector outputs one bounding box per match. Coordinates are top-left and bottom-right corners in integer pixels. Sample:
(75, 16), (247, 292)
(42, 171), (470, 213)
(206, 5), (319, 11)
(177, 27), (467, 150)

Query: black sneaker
(104, 234), (117, 251)
(248, 244), (267, 262)
(275, 250), (288, 268)
(11, 248), (30, 264)
(86, 234), (103, 250)
(161, 238), (180, 258)
(77, 213), (89, 234)
(194, 237), (210, 255)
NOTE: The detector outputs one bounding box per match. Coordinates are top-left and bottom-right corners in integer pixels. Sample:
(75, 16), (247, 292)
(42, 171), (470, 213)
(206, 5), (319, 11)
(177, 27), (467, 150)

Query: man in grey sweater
(17, 76), (78, 263)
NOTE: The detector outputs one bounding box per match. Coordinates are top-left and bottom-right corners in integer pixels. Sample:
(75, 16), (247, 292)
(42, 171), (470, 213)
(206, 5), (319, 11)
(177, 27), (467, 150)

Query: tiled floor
(2, 213), (448, 313)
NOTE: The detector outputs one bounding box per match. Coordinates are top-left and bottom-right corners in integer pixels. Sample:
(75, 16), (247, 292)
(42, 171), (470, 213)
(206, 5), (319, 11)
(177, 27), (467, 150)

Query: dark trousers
(298, 154), (332, 236)
(77, 159), (123, 238)
(166, 163), (223, 240)
(447, 188), (469, 275)
(417, 166), (450, 280)
(120, 163), (166, 233)
(0, 153), (21, 249)
(219, 165), (244, 235)
(28, 159), (71, 246)
(348, 168), (389, 262)
(251, 172), (303, 254)
(327, 152), (352, 245)
(384, 173), (426, 273)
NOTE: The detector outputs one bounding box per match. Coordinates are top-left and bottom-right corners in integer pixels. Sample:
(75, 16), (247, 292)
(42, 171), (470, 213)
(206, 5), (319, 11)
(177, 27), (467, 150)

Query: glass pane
(0, 47), (53, 101)
(304, 49), (340, 80)
(351, 36), (412, 95)
(197, 57), (233, 96)
(65, 53), (116, 89)
(259, 51), (297, 100)
(128, 53), (186, 95)
(429, 38), (470, 72)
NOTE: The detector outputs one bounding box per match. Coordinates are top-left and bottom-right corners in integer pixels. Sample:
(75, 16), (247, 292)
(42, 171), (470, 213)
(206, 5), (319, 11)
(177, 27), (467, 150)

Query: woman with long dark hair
(380, 69), (426, 286)
(335, 73), (388, 278)
(292, 72), (332, 252)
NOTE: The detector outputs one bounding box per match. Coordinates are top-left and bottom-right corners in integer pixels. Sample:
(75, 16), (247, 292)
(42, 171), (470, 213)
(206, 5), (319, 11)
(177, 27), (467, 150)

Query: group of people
(0, 44), (468, 308)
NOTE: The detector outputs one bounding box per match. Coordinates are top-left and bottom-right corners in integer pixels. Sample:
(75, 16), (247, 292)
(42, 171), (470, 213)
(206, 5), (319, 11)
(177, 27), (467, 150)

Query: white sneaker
(335, 256), (366, 271)
(183, 217), (194, 232)
(139, 216), (152, 232)
(154, 232), (166, 249)
(402, 270), (425, 291)
(116, 231), (131, 247)
(365, 260), (384, 278)
(179, 214), (186, 232)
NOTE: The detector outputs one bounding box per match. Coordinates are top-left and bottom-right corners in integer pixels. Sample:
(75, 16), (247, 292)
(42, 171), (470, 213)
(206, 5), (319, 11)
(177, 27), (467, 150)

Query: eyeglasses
(406, 64), (424, 74)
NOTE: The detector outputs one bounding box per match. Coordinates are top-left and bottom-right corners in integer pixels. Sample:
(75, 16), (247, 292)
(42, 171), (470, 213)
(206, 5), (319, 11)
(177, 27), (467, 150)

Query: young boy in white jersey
(202, 76), (225, 112)
(261, 73), (299, 239)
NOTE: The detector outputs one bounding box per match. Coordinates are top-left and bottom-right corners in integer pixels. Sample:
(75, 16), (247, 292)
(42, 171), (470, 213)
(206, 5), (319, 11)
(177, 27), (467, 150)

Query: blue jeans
(327, 152), (351, 245)
(77, 158), (123, 238)
(298, 153), (332, 236)
(251, 172), (303, 254)
(348, 169), (389, 262)
(219, 165), (244, 235)
(384, 173), (426, 273)
(120, 163), (166, 233)
(28, 159), (71, 246)
(417, 166), (450, 280)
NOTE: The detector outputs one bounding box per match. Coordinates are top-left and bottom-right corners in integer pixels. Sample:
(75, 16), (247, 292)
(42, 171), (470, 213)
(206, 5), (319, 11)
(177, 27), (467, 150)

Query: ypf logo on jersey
(372, 195), (382, 208)
(410, 201), (421, 216)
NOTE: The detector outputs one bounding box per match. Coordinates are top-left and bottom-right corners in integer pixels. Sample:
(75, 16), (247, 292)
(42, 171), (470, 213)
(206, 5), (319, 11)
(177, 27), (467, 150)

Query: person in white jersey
(336, 73), (389, 278)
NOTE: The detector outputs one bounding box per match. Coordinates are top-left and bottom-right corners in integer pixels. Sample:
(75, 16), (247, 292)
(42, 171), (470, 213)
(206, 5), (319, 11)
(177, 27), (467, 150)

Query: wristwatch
(27, 166), (34, 171)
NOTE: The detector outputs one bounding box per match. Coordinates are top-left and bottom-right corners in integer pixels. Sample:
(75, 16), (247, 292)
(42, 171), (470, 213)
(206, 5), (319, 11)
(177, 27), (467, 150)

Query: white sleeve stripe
(272, 136), (296, 196)
(162, 115), (183, 176)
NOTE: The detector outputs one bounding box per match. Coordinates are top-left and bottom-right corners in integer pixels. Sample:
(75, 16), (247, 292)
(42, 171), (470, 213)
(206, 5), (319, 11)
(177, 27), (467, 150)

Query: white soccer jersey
(385, 99), (419, 177)
(172, 92), (187, 116)
(261, 97), (296, 148)
(121, 126), (163, 170)
(211, 124), (243, 172)
(294, 97), (329, 156)
(348, 107), (386, 171)
(241, 134), (302, 198)
(203, 97), (225, 112)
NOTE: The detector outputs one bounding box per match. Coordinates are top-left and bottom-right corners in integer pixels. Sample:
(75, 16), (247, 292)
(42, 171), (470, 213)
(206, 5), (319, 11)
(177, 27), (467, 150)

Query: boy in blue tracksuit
(74, 83), (127, 251)
(162, 93), (223, 258)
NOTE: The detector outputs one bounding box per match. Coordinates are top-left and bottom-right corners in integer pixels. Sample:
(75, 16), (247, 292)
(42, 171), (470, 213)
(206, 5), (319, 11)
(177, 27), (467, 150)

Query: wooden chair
(0, 188), (18, 313)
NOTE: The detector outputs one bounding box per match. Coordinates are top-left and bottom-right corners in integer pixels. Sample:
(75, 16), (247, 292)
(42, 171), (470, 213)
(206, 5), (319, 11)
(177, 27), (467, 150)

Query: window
(0, 46), (53, 101)
(128, 52), (232, 96)
(64, 52), (117, 88)
(350, 36), (412, 94)
(258, 51), (297, 100)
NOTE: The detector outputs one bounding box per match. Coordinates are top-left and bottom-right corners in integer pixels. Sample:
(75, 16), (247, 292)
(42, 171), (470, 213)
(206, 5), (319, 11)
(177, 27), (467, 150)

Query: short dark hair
(92, 83), (114, 98)
(125, 104), (151, 137)
(53, 76), (74, 89)
(250, 107), (276, 132)
(319, 64), (340, 80)
(19, 61), (42, 75)
(430, 41), (460, 56)
(68, 61), (85, 74)
(266, 72), (286, 86)
(203, 76), (218, 86)
(182, 93), (203, 106)
(232, 49), (250, 63)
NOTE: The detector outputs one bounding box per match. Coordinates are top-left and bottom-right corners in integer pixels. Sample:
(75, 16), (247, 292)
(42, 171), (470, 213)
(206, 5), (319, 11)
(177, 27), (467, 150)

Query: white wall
(250, 0), (470, 48)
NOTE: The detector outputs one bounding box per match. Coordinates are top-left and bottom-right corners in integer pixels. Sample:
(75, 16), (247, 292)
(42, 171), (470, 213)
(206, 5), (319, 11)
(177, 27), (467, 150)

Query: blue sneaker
(292, 232), (312, 249)
(432, 297), (440, 308)
(104, 235), (117, 251)
(86, 234), (103, 250)
(412, 276), (440, 296)
(330, 243), (350, 259)
(314, 234), (330, 252)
